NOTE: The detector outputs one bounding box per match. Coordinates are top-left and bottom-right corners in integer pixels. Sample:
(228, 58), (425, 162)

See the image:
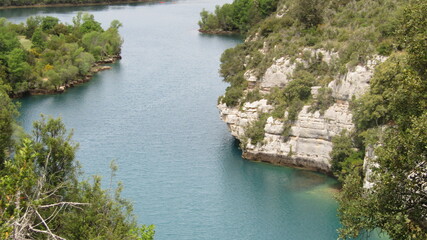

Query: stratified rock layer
(219, 50), (386, 173)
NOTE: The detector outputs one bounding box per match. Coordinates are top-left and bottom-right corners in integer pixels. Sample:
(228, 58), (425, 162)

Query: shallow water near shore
(3, 1), (385, 239)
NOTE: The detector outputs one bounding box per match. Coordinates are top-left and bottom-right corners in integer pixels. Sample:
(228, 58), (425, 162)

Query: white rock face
(246, 103), (353, 172)
(329, 56), (387, 100)
(219, 99), (355, 172)
(218, 99), (273, 138)
(244, 69), (258, 83)
(260, 57), (297, 90)
(363, 145), (379, 189)
(303, 48), (339, 65)
(219, 50), (385, 173)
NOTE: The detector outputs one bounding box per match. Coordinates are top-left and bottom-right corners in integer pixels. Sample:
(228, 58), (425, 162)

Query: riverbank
(11, 55), (121, 98)
(0, 0), (158, 10)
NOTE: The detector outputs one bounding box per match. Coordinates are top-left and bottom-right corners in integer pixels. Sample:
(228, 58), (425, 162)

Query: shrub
(222, 86), (244, 107)
(330, 130), (364, 182)
(309, 87), (334, 115)
(245, 114), (268, 145)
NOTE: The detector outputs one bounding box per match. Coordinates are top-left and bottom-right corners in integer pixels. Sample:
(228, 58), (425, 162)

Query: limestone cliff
(218, 48), (386, 173)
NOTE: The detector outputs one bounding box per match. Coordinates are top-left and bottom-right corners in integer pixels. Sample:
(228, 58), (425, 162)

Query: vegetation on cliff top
(203, 0), (427, 238)
(0, 13), (123, 95)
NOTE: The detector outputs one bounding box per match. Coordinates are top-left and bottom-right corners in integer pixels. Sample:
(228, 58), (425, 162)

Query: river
(1, 1), (381, 239)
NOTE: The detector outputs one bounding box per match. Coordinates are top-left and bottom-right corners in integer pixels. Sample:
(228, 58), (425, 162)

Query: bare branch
(29, 225), (66, 240)
(39, 201), (90, 209)
(33, 209), (65, 240)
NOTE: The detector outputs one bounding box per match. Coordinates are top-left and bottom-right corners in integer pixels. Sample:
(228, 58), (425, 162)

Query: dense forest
(1, 0), (146, 7)
(0, 15), (154, 239)
(201, 0), (427, 239)
(0, 13), (122, 96)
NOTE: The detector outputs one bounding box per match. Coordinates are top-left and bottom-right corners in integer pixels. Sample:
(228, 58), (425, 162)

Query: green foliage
(198, 0), (279, 34)
(0, 115), (155, 239)
(78, 12), (104, 35)
(30, 27), (46, 50)
(293, 0), (324, 28)
(397, 0), (427, 76)
(222, 85), (244, 107)
(0, 0), (145, 7)
(0, 14), (123, 94)
(242, 89), (262, 104)
(283, 70), (314, 102)
(0, 27), (20, 54)
(31, 115), (78, 186)
(338, 2), (427, 238)
(0, 83), (18, 166)
(338, 114), (427, 239)
(308, 87), (334, 115)
(5, 48), (32, 90)
(212, 0), (425, 239)
(24, 16), (41, 39)
(219, 45), (246, 81)
(245, 114), (268, 145)
(352, 53), (426, 131)
(41, 16), (59, 32)
(330, 130), (363, 182)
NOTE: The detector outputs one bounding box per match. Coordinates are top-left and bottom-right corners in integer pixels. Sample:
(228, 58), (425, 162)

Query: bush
(245, 114), (268, 145)
(309, 87), (334, 115)
(243, 88), (262, 103)
(293, 0), (324, 28)
(330, 130), (363, 182)
(222, 86), (244, 107)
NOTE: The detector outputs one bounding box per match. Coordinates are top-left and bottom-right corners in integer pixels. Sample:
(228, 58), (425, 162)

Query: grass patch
(18, 35), (32, 50)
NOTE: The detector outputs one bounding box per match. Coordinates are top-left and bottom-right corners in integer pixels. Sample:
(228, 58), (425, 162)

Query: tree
(397, 0), (427, 76)
(0, 83), (18, 167)
(79, 13), (103, 35)
(31, 27), (46, 51)
(338, 2), (427, 238)
(0, 116), (155, 239)
(6, 48), (32, 91)
(338, 114), (427, 239)
(0, 27), (20, 54)
(330, 131), (363, 182)
(25, 16), (42, 39)
(294, 0), (324, 28)
(41, 16), (59, 33)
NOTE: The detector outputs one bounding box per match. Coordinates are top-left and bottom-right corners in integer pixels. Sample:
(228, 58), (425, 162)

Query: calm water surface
(1, 1), (384, 239)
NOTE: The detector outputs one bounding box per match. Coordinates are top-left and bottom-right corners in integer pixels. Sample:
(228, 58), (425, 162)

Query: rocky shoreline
(11, 55), (121, 98)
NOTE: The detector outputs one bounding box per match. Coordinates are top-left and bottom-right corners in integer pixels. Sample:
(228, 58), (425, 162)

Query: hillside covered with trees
(0, 13), (122, 96)
(1, 0), (147, 8)
(200, 0), (427, 239)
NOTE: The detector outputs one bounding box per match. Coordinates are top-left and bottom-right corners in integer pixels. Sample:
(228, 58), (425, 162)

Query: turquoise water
(2, 1), (385, 239)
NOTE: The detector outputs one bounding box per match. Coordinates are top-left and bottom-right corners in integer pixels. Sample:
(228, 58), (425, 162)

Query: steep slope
(213, 0), (396, 173)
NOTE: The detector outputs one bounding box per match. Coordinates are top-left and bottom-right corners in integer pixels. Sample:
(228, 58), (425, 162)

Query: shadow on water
(284, 170), (328, 191)
(198, 32), (244, 41)
(229, 137), (334, 192)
